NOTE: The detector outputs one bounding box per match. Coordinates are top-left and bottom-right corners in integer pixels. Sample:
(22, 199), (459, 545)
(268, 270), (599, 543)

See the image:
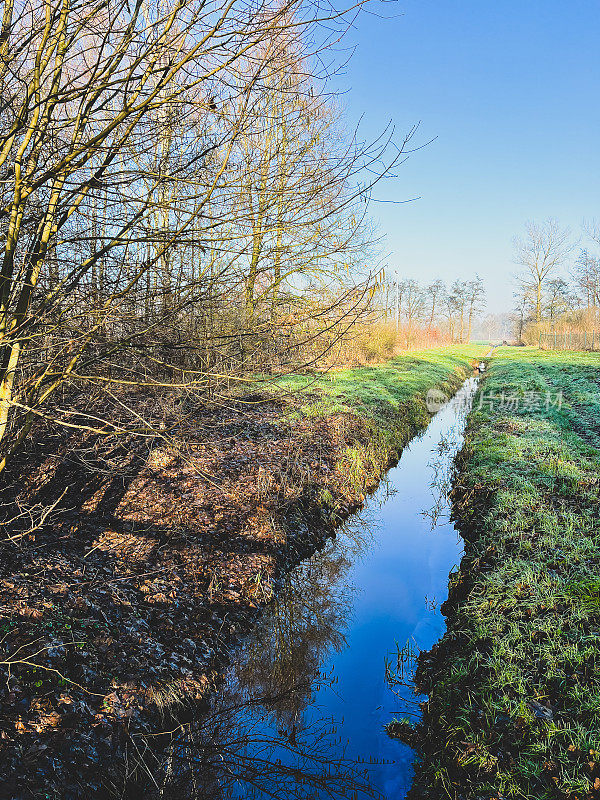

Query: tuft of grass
(410, 347), (600, 800)
(566, 579), (600, 610)
(147, 680), (188, 712)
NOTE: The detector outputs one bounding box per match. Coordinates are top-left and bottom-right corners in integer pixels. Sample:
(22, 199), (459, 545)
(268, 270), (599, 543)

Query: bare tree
(464, 275), (485, 342)
(513, 290), (534, 343)
(0, 0), (314, 471)
(514, 219), (572, 323)
(402, 279), (425, 347)
(573, 249), (600, 310)
(448, 280), (468, 342)
(425, 279), (445, 332)
(546, 277), (574, 324)
(391, 278), (408, 331)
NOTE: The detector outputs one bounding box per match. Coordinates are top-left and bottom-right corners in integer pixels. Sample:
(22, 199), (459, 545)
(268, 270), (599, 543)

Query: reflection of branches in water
(421, 379), (479, 530)
(232, 513), (375, 731)
(421, 428), (457, 529)
(192, 511), (381, 799)
(371, 476), (398, 508)
(340, 503), (380, 557)
(382, 378), (481, 727)
(233, 564), (352, 728)
(114, 507), (383, 799)
(384, 640), (422, 720)
(117, 669), (383, 800)
(153, 686), (383, 800)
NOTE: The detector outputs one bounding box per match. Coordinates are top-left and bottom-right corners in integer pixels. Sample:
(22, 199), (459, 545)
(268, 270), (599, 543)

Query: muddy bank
(0, 362), (474, 799)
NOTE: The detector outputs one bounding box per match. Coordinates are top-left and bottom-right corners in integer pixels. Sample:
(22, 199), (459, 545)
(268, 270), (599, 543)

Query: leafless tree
(402, 279), (424, 346)
(425, 279), (445, 332)
(546, 277), (575, 324)
(0, 0), (311, 469)
(513, 290), (534, 343)
(513, 219), (572, 323)
(464, 275), (485, 342)
(447, 280), (468, 342)
(573, 249), (600, 311)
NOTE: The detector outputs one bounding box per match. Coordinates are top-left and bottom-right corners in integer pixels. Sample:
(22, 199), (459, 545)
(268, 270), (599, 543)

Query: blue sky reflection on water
(173, 379), (479, 799)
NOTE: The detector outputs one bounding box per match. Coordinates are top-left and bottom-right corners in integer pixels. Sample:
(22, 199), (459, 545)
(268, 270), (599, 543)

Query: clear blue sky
(335, 0), (600, 314)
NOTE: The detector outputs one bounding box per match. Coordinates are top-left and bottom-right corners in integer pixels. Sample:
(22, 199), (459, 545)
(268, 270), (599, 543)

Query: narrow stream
(161, 377), (479, 799)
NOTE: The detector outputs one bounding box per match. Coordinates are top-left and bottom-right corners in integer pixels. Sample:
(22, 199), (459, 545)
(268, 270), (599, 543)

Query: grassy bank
(0, 345), (482, 798)
(270, 346), (485, 498)
(409, 347), (600, 800)
(270, 347), (485, 417)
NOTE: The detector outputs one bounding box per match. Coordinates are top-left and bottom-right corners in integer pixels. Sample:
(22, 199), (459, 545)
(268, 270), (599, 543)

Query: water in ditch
(161, 377), (479, 799)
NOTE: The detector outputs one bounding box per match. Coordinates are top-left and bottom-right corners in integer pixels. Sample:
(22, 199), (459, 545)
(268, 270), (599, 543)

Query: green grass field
(265, 345), (486, 418)
(411, 346), (600, 799)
